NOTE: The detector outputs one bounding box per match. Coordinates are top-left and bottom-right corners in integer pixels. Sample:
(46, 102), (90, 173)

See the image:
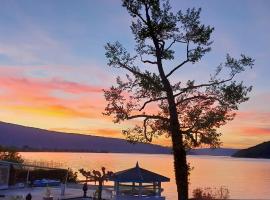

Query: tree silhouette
(0, 146), (24, 163)
(79, 167), (113, 200)
(103, 0), (254, 199)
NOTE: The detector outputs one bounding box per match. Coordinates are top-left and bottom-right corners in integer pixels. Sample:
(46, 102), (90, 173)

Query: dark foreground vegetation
(0, 145), (24, 163)
(8, 168), (77, 185)
(191, 187), (230, 200)
(1, 146), (78, 185)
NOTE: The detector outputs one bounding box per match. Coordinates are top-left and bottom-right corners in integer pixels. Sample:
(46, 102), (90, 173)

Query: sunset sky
(0, 0), (269, 148)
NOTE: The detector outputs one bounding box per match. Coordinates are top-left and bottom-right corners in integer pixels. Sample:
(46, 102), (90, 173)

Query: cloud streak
(241, 127), (270, 136)
(0, 68), (106, 120)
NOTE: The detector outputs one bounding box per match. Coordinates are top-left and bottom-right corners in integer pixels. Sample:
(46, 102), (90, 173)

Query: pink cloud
(0, 76), (102, 95)
(0, 69), (107, 119)
(49, 78), (102, 93)
(241, 127), (270, 136)
(236, 111), (270, 124)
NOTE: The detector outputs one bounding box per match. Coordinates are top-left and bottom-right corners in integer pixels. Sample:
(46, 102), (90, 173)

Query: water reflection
(21, 152), (270, 200)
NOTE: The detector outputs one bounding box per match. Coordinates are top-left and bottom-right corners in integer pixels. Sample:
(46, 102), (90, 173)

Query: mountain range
(0, 121), (238, 156)
(0, 121), (171, 154)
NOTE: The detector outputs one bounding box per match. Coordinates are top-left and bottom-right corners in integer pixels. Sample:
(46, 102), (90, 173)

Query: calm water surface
(21, 152), (270, 199)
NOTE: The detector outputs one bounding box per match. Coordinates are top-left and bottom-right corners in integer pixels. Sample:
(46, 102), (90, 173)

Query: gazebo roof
(110, 162), (170, 183)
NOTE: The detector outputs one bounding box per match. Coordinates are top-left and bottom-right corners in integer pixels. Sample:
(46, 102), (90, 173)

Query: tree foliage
(104, 0), (254, 149)
(79, 167), (113, 200)
(103, 0), (253, 199)
(192, 187), (230, 200)
(0, 146), (24, 163)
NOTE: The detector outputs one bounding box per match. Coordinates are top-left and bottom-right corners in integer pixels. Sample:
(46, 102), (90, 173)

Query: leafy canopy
(0, 146), (24, 163)
(79, 167), (113, 183)
(104, 0), (254, 149)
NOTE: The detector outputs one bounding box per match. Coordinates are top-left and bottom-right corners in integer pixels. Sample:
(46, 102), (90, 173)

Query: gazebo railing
(112, 195), (166, 200)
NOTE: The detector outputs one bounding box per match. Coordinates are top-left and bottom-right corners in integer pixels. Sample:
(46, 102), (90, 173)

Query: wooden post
(132, 182), (135, 192)
(26, 169), (30, 187)
(153, 182), (157, 195)
(7, 165), (10, 188)
(114, 181), (116, 193)
(61, 168), (69, 196)
(158, 182), (161, 196)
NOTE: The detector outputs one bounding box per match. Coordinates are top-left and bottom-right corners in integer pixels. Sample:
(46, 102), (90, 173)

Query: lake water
(20, 152), (270, 200)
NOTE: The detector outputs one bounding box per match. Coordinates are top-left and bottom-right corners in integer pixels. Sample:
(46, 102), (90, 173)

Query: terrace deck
(0, 184), (113, 200)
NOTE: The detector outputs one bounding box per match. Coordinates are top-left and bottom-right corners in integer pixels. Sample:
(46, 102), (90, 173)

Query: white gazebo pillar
(114, 181), (120, 196)
(139, 182), (142, 197)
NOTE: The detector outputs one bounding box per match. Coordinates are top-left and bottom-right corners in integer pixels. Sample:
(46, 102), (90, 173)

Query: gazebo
(110, 162), (170, 200)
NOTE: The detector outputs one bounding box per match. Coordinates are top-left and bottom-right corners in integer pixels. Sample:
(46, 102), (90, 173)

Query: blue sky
(0, 0), (269, 148)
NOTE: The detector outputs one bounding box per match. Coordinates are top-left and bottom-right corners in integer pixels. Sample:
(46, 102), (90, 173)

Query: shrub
(10, 168), (78, 185)
(192, 186), (230, 200)
(0, 146), (24, 163)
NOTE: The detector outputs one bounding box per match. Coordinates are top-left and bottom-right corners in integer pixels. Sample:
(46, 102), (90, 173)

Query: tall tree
(103, 0), (254, 199)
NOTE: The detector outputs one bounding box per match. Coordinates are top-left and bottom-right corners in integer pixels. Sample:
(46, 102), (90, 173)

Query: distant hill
(232, 141), (270, 159)
(0, 121), (238, 155)
(0, 121), (171, 154)
(189, 148), (239, 156)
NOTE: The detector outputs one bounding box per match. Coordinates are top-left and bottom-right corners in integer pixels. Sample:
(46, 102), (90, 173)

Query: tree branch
(182, 116), (200, 135)
(127, 114), (168, 121)
(165, 38), (187, 52)
(173, 74), (236, 98)
(186, 132), (198, 145)
(166, 39), (190, 78)
(159, 39), (165, 51)
(186, 40), (189, 60)
(116, 59), (162, 89)
(143, 117), (153, 142)
(139, 96), (167, 111)
(166, 59), (190, 78)
(126, 5), (148, 25)
(176, 95), (223, 106)
(139, 55), (157, 64)
(165, 39), (176, 51)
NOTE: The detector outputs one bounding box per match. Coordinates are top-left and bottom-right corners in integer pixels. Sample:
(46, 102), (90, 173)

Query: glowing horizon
(0, 0), (269, 149)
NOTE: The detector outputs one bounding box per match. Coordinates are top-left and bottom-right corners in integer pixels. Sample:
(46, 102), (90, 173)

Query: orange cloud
(0, 70), (107, 120)
(1, 66), (269, 148)
(93, 128), (121, 136)
(11, 104), (95, 118)
(50, 127), (122, 138)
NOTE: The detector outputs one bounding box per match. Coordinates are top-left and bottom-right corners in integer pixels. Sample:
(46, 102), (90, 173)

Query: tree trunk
(165, 80), (189, 200)
(165, 86), (189, 200)
(164, 79), (189, 200)
(152, 36), (189, 200)
(171, 129), (188, 200)
(98, 180), (102, 200)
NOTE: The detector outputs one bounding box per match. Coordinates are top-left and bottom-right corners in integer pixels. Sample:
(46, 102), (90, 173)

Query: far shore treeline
(1, 141), (270, 159)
